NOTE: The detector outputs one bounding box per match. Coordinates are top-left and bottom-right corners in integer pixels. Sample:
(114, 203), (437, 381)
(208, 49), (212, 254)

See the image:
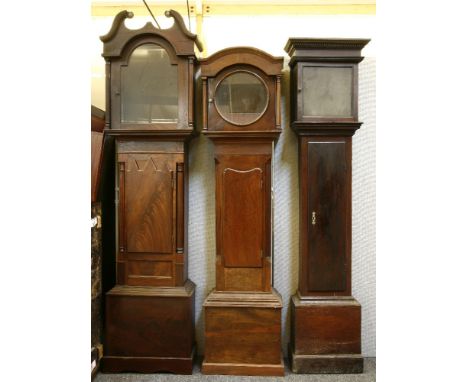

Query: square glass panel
(121, 44), (178, 124)
(302, 66), (353, 118)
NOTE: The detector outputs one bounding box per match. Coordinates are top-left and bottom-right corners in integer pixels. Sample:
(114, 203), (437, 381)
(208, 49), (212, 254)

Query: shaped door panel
(222, 167), (264, 268)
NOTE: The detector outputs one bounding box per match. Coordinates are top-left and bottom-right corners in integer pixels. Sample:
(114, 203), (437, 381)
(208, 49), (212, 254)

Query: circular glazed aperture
(214, 71), (268, 125)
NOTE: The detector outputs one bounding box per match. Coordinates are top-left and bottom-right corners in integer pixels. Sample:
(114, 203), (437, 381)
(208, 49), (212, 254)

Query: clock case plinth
(198, 48), (285, 376)
(202, 289), (284, 376)
(99, 10), (202, 374)
(290, 294), (362, 374)
(101, 281), (195, 374)
(285, 38), (370, 374)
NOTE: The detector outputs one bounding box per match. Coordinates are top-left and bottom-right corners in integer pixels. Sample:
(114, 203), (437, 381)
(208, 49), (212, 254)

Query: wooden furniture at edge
(91, 105), (105, 379)
(99, 10), (203, 374)
(198, 47), (285, 376)
(285, 37), (370, 374)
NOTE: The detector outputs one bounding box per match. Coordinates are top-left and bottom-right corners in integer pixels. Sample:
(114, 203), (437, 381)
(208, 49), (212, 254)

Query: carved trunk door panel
(307, 141), (348, 292)
(222, 167), (264, 268)
(123, 154), (173, 253)
(117, 150), (182, 287)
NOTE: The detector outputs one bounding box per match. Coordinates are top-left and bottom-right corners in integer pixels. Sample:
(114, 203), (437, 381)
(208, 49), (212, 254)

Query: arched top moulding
(100, 9), (203, 59)
(199, 47), (283, 77)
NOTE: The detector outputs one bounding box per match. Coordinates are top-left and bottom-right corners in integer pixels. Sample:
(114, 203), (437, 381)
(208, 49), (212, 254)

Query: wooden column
(198, 47), (285, 376)
(285, 37), (370, 374)
(99, 10), (203, 374)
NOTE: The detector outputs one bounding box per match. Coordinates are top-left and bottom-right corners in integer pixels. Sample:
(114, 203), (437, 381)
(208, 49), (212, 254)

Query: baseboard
(101, 346), (196, 374)
(202, 358), (285, 376)
(290, 347), (363, 374)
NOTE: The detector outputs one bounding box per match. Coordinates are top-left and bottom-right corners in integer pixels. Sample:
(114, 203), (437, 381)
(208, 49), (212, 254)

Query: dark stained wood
(123, 155), (174, 253)
(100, 10), (200, 374)
(188, 58), (195, 127)
(176, 162), (185, 254)
(91, 132), (104, 203)
(307, 138), (350, 293)
(115, 140), (186, 288)
(101, 354), (195, 375)
(285, 38), (369, 127)
(101, 10), (203, 55)
(104, 282), (195, 358)
(293, 121), (362, 136)
(284, 38), (370, 64)
(289, 296), (363, 373)
(100, 134), (117, 295)
(289, 352), (363, 374)
(202, 77), (208, 130)
(91, 106), (105, 203)
(199, 47), (284, 376)
(291, 295), (361, 355)
(102, 10), (203, 133)
(298, 136), (352, 297)
(104, 130), (196, 139)
(101, 281), (196, 374)
(285, 37), (369, 374)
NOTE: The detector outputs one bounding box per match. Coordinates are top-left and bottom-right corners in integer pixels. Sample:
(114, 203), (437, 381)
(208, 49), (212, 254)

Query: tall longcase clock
(285, 38), (370, 374)
(198, 47), (285, 376)
(99, 10), (202, 374)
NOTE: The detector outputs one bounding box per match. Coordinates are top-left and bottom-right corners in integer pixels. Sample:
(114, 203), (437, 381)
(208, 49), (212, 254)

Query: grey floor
(95, 358), (376, 382)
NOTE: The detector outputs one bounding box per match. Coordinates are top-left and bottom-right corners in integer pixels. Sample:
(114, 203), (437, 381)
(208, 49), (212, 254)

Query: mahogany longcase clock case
(99, 10), (202, 374)
(285, 38), (370, 374)
(198, 48), (285, 376)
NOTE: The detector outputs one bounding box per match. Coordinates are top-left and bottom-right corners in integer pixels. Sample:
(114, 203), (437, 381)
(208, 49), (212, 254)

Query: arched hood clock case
(99, 10), (202, 374)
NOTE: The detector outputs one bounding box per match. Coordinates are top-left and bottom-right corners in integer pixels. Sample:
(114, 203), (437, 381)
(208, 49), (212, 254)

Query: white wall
(91, 12), (376, 357)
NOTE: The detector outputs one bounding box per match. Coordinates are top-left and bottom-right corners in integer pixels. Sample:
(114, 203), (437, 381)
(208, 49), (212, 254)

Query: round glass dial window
(214, 71), (268, 125)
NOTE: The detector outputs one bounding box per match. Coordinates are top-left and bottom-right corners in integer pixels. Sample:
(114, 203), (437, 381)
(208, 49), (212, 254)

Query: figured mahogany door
(116, 140), (185, 287)
(214, 141), (272, 292)
(303, 137), (351, 295)
(124, 153), (173, 254)
(223, 167), (264, 268)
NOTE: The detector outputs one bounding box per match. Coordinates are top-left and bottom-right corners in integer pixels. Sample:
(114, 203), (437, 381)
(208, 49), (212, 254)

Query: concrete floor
(95, 358), (376, 382)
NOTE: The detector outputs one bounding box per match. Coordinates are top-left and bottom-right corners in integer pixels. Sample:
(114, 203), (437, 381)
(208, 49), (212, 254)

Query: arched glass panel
(121, 44), (178, 123)
(214, 71), (268, 126)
